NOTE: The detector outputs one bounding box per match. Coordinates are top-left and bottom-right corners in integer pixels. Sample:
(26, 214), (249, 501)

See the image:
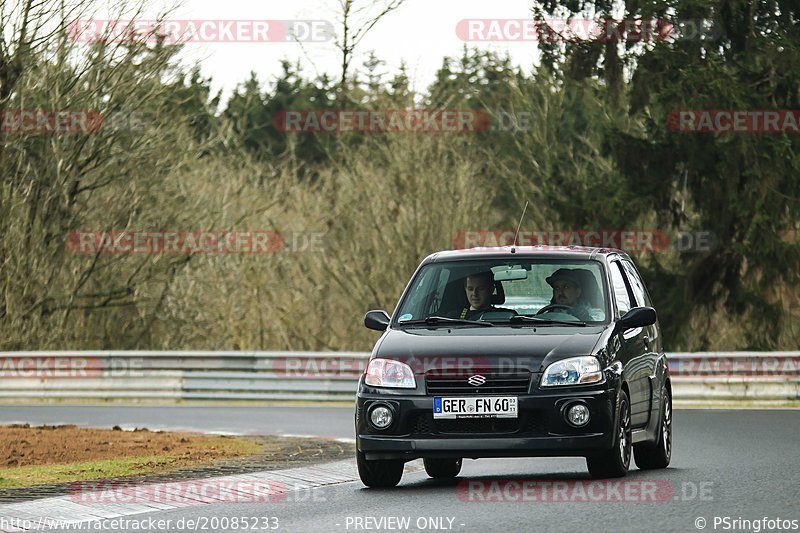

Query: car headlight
(541, 356), (603, 386)
(364, 358), (416, 388)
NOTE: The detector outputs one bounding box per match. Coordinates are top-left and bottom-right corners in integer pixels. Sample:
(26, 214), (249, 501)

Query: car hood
(373, 326), (608, 374)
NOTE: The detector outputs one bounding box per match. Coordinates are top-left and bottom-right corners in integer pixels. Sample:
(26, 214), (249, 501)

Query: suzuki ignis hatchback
(356, 246), (671, 487)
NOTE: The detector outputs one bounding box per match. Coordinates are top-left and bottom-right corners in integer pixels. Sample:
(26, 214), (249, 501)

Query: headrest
(491, 280), (505, 305)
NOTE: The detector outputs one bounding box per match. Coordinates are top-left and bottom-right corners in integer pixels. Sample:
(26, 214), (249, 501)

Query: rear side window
(610, 261), (633, 317)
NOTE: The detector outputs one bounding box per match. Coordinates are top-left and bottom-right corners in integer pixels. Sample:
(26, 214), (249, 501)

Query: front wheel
(423, 457), (462, 479)
(586, 389), (632, 478)
(357, 450), (404, 488)
(634, 385), (672, 470)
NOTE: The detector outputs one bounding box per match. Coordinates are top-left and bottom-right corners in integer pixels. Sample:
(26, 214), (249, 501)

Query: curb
(0, 458), (422, 531)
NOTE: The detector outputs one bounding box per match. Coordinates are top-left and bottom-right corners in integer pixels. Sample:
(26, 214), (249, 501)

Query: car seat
(572, 269), (603, 308)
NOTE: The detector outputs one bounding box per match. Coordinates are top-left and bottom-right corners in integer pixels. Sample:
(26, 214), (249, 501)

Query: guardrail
(0, 352), (368, 402)
(668, 352), (799, 402)
(0, 351), (797, 403)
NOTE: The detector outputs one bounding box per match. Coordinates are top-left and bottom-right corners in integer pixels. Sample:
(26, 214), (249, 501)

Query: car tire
(586, 389), (632, 479)
(634, 385), (672, 470)
(423, 458), (462, 479)
(357, 450), (404, 488)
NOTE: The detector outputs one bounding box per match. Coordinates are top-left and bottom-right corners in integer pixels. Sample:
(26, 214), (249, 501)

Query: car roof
(420, 245), (632, 264)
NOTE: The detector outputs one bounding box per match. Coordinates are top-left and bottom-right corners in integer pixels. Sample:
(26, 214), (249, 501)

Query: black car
(355, 246), (672, 487)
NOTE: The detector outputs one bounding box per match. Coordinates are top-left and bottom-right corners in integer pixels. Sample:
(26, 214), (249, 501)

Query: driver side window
(622, 260), (652, 307)
(610, 261), (633, 318)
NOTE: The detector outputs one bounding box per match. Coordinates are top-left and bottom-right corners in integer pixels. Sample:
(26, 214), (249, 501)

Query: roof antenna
(510, 200), (529, 254)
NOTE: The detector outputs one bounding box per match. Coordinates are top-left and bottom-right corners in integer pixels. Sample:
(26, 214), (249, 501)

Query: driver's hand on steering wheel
(536, 303), (574, 315)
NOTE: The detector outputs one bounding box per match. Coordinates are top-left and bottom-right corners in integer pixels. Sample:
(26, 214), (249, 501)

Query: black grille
(434, 417), (520, 434)
(411, 413), (434, 434)
(525, 412), (548, 436)
(410, 411), (548, 436)
(426, 372), (531, 395)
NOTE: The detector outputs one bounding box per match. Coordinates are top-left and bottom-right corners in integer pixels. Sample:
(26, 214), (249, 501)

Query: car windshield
(393, 259), (609, 326)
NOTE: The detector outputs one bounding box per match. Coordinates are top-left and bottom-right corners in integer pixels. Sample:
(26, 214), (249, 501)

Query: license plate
(433, 396), (518, 419)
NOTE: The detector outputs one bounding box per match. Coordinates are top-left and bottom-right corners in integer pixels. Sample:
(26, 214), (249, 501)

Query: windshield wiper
(506, 315), (586, 327)
(397, 316), (494, 327)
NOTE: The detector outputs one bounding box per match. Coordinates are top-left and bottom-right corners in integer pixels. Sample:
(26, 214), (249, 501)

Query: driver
(543, 268), (593, 321)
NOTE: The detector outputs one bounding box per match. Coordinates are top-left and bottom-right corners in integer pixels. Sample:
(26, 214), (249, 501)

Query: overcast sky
(112, 0), (540, 100)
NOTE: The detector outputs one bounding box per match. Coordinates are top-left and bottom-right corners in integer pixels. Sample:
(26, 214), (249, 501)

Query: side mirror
(364, 310), (391, 331)
(614, 306), (656, 335)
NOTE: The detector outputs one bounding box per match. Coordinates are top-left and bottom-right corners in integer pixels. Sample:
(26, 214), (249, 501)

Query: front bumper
(356, 385), (618, 461)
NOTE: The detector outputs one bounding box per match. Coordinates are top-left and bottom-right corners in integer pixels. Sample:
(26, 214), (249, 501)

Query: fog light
(369, 406), (393, 429)
(566, 404), (590, 427)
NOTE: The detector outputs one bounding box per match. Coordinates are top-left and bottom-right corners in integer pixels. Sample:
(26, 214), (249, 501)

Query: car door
(622, 259), (661, 424)
(609, 259), (650, 428)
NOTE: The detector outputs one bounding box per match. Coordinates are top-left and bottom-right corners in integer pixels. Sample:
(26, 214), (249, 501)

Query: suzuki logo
(467, 374), (487, 387)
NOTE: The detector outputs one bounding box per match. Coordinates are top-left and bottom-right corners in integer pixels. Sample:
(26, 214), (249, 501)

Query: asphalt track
(1, 406), (798, 533)
(0, 405), (355, 439)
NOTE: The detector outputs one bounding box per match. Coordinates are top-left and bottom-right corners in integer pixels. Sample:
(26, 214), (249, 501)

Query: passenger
(451, 271), (513, 320)
(464, 271), (495, 312)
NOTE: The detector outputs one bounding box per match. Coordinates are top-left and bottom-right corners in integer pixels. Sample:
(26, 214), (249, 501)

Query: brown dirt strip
(0, 424), (354, 503)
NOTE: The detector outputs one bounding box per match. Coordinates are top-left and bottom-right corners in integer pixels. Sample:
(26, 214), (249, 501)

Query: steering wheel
(536, 304), (575, 315)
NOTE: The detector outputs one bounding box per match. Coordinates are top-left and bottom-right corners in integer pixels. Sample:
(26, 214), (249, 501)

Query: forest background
(1, 0), (798, 351)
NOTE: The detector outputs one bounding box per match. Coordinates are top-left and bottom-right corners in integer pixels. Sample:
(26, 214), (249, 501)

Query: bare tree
(0, 0), (224, 349)
(333, 0), (406, 102)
